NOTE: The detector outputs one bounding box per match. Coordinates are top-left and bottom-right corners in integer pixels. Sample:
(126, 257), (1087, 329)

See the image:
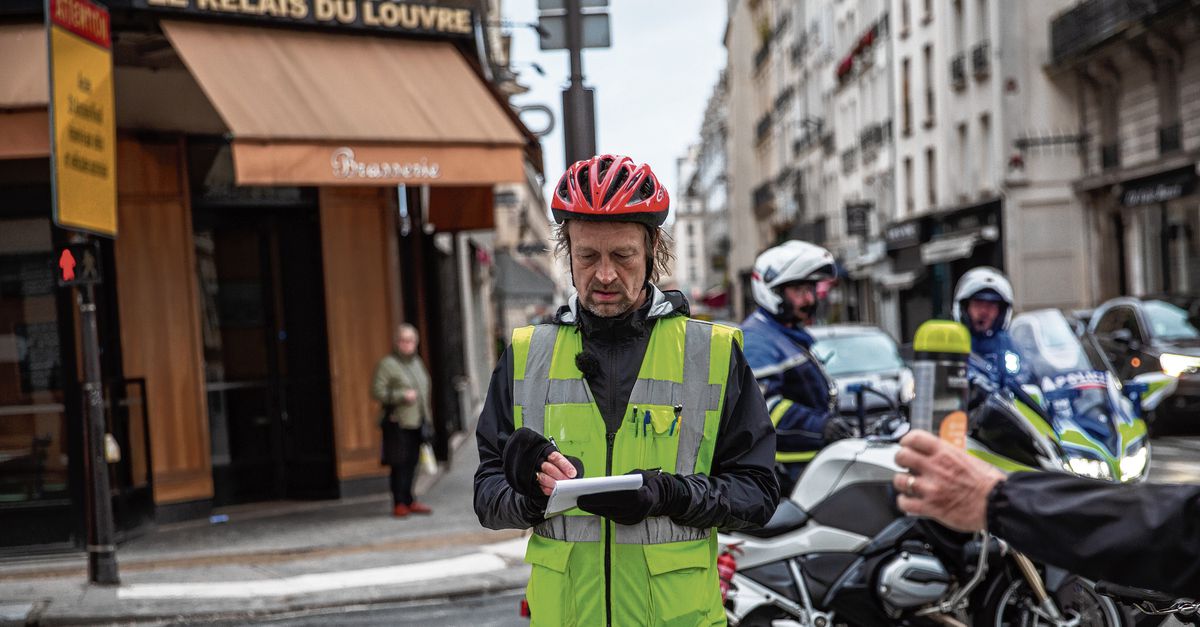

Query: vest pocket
(643, 539), (717, 626)
(640, 407), (681, 471)
(525, 535), (576, 626)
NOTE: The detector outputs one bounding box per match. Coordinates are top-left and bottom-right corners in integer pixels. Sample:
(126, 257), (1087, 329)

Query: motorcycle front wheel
(977, 571), (1127, 627)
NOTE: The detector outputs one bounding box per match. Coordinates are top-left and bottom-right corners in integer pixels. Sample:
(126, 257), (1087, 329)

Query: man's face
(569, 220), (649, 318)
(782, 282), (818, 326)
(395, 330), (419, 356)
(966, 298), (1002, 333)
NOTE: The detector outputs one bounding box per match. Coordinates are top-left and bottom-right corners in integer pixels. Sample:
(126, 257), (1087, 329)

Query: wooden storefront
(0, 2), (531, 549)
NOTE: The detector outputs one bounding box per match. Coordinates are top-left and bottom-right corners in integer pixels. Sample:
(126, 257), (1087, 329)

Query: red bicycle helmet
(550, 154), (669, 226)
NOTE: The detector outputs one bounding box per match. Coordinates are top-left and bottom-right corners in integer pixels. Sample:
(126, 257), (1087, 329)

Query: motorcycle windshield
(1042, 372), (1123, 459)
(1011, 310), (1129, 459)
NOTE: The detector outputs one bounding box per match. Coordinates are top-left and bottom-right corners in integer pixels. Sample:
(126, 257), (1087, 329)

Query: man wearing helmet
(741, 240), (847, 494)
(952, 266), (1030, 388)
(474, 155), (778, 626)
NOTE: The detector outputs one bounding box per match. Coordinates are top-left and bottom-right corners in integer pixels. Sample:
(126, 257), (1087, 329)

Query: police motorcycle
(718, 321), (1127, 627)
(1003, 309), (1151, 483)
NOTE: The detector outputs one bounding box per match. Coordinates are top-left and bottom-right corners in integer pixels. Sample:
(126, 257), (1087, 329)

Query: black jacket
(988, 471), (1200, 598)
(474, 287), (780, 531)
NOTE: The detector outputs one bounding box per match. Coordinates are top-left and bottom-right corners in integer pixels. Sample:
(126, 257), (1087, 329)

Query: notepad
(544, 475), (644, 516)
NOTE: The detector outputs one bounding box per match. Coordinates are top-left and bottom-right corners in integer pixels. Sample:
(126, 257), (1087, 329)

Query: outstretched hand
(892, 430), (1005, 532)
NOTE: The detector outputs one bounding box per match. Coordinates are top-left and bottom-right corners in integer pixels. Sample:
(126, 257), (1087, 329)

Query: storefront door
(194, 206), (337, 506)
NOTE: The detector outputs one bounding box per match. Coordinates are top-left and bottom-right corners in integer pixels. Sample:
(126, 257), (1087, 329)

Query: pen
(549, 436), (559, 451)
(669, 405), (682, 436)
(631, 406), (639, 437)
(643, 410), (651, 437)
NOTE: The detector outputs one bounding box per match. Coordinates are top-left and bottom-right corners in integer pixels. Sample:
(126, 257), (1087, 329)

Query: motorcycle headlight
(1160, 353), (1200, 377)
(1120, 446), (1149, 482)
(1067, 456), (1113, 481)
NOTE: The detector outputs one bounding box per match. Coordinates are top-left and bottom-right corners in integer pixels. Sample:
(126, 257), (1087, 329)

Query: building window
(923, 45), (934, 128)
(923, 0), (933, 24)
(953, 0), (964, 55)
(686, 222), (695, 236)
(1158, 59), (1182, 155)
(902, 57), (912, 135)
(900, 0), (910, 37)
(1097, 83), (1120, 170)
(957, 123), (969, 201)
(904, 157), (915, 214)
(926, 147), (937, 208)
(979, 113), (992, 192)
(977, 0), (989, 42)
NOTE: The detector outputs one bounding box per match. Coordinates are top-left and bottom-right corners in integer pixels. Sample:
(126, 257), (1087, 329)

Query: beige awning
(0, 23), (50, 159)
(160, 20), (526, 187)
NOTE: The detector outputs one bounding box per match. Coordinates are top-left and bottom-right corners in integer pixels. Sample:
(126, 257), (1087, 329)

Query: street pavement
(1149, 436), (1200, 483)
(0, 429), (532, 626)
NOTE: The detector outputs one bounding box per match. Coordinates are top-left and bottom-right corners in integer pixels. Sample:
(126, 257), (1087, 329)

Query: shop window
(0, 218), (70, 509)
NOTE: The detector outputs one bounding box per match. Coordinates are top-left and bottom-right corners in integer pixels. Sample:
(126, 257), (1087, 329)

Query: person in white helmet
(741, 240), (850, 494)
(951, 266), (1030, 388)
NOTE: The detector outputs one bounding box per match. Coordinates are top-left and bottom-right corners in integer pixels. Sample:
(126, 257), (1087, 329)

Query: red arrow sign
(59, 249), (76, 283)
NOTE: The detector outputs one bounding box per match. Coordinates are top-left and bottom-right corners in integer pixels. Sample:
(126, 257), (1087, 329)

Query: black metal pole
(562, 0), (596, 164)
(80, 282), (119, 584)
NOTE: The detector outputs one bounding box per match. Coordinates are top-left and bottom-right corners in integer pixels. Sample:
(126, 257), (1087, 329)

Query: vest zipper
(604, 430), (616, 627)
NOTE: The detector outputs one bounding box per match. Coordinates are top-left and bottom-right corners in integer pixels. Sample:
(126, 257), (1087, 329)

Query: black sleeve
(988, 471), (1200, 598)
(473, 346), (547, 530)
(671, 343), (781, 531)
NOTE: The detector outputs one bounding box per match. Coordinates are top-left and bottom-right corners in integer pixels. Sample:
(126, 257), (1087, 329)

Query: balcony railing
(1160, 124), (1182, 155)
(972, 40), (990, 79)
(1051, 0), (1188, 65)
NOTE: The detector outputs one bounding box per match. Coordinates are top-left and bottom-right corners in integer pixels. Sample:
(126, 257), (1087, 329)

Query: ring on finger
(905, 474), (918, 498)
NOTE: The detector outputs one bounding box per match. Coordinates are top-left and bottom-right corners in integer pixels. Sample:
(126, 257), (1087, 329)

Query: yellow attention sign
(49, 0), (117, 237)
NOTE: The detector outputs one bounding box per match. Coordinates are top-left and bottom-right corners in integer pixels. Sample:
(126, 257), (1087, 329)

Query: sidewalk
(0, 429), (532, 626)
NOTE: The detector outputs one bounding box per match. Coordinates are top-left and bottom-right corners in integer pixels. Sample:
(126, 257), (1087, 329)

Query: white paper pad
(545, 474), (644, 516)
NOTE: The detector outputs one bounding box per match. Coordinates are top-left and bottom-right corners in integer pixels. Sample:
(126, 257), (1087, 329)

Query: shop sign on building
(1120, 166), (1197, 207)
(133, 0), (475, 37)
(47, 0), (118, 237)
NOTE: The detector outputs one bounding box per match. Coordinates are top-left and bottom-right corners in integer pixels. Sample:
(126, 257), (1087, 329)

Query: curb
(25, 566), (531, 626)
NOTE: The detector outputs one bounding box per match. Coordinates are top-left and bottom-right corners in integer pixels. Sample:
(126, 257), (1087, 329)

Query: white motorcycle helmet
(951, 266), (1015, 334)
(751, 240), (836, 316)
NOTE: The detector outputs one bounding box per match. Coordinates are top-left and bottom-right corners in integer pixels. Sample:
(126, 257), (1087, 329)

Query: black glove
(502, 427), (557, 501)
(501, 428), (586, 503)
(822, 415), (858, 443)
(577, 470), (689, 526)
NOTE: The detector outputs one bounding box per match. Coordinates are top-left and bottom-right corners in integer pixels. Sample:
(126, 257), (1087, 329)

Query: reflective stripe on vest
(513, 318), (730, 544)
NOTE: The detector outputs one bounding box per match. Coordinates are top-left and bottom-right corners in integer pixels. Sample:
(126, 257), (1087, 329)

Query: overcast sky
(502, 0), (728, 211)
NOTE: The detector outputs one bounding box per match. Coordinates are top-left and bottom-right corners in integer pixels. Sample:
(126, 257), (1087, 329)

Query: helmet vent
(601, 167), (630, 206)
(577, 168), (592, 204)
(632, 177), (656, 203)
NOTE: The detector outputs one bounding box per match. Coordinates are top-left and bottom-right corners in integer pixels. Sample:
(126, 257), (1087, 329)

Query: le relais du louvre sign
(132, 0), (475, 37)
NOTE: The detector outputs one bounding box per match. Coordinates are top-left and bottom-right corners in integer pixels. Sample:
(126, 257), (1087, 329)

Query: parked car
(1086, 296), (1200, 435)
(808, 324), (914, 427)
